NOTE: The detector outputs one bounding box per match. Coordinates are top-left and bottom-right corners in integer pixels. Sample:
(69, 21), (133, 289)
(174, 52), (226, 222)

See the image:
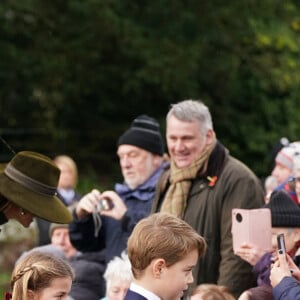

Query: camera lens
(96, 199), (110, 212)
(236, 213), (243, 223)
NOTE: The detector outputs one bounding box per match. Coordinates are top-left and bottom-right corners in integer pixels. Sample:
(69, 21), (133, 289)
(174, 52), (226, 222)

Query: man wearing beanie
(69, 115), (168, 263)
(237, 190), (300, 298)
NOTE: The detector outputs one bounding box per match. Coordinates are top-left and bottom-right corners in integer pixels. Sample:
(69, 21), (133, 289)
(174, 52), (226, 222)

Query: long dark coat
(151, 143), (264, 298)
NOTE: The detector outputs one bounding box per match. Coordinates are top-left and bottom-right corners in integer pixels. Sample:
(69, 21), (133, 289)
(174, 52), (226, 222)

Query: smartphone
(232, 208), (272, 253)
(277, 233), (287, 259)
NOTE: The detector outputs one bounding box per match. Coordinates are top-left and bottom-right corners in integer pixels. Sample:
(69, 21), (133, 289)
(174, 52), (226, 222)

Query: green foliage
(1, 0), (300, 178)
(0, 271), (10, 296)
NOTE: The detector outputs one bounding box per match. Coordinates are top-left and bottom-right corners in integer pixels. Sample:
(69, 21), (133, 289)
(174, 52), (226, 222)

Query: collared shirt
(130, 282), (161, 300)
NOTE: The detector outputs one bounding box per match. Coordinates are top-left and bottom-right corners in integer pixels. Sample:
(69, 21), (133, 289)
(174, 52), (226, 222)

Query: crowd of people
(1, 99), (300, 300)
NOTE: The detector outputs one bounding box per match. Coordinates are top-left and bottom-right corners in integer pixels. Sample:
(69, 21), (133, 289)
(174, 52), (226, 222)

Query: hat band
(4, 164), (57, 197)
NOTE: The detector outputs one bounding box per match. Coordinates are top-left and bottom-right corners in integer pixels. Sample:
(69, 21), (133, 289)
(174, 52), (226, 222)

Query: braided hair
(10, 251), (74, 300)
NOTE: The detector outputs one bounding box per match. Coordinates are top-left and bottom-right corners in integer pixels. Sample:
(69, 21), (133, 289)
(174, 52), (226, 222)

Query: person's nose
(187, 272), (194, 285)
(271, 166), (279, 179)
(121, 156), (131, 168)
(174, 139), (185, 152)
(118, 290), (128, 300)
(58, 234), (68, 245)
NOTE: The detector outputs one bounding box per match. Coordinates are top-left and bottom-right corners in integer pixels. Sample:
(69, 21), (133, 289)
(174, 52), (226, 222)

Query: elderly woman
(102, 253), (133, 300)
(0, 151), (72, 228)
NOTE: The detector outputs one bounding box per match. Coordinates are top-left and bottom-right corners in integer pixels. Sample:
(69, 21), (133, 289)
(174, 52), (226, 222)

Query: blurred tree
(0, 0), (300, 179)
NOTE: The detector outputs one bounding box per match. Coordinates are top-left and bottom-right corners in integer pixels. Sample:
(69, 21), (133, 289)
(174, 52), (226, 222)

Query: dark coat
(36, 190), (82, 245)
(151, 143), (265, 298)
(253, 252), (300, 287)
(69, 163), (168, 263)
(68, 194), (154, 263)
(273, 276), (300, 300)
(124, 289), (148, 300)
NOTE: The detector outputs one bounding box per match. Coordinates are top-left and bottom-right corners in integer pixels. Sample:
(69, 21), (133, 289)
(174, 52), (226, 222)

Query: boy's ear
(152, 258), (166, 278)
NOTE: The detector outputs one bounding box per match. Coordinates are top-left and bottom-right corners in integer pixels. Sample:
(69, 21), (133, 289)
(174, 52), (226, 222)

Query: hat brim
(0, 172), (73, 224)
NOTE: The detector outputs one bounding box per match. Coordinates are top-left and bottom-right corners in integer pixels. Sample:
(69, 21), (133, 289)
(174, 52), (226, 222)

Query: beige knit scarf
(160, 137), (216, 218)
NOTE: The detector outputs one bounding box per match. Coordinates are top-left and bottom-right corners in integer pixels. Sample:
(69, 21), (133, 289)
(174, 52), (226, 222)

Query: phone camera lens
(236, 213), (243, 222)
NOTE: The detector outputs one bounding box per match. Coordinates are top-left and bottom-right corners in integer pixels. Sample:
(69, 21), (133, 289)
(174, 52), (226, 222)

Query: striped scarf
(160, 137), (216, 218)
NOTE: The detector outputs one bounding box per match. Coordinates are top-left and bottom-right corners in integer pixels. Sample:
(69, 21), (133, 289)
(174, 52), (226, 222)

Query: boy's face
(158, 248), (198, 300)
(272, 227), (300, 253)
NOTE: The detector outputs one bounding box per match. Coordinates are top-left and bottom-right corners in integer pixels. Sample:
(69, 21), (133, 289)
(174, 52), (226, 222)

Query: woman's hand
(270, 250), (300, 287)
(236, 243), (267, 266)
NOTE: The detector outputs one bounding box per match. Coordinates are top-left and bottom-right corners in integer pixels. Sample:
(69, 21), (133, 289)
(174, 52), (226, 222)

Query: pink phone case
(231, 208), (272, 253)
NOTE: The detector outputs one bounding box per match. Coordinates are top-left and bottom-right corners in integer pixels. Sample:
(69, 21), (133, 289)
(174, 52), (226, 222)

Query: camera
(96, 198), (111, 212)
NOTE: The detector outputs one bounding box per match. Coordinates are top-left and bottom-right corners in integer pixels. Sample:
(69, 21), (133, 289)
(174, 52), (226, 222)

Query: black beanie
(117, 115), (164, 156)
(264, 190), (300, 227)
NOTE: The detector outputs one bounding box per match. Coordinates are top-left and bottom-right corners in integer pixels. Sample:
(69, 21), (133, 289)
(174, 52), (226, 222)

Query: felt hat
(264, 190), (300, 227)
(0, 151), (72, 223)
(117, 114), (164, 156)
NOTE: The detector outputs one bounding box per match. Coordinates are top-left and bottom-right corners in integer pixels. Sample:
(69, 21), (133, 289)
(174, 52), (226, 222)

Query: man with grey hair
(151, 99), (264, 298)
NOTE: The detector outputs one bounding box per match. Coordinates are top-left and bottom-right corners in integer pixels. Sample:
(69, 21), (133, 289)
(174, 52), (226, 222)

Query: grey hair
(167, 99), (213, 135)
(104, 252), (133, 296)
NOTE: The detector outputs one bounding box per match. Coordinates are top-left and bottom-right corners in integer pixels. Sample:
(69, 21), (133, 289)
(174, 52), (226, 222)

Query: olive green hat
(0, 151), (73, 223)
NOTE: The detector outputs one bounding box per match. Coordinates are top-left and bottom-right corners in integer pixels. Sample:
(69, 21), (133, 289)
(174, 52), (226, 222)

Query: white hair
(103, 252), (133, 296)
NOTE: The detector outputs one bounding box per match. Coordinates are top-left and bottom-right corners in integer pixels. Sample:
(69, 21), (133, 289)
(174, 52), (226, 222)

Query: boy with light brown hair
(125, 212), (207, 300)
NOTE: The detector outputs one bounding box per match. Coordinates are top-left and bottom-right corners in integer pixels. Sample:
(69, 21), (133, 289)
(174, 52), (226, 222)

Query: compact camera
(96, 198), (111, 212)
